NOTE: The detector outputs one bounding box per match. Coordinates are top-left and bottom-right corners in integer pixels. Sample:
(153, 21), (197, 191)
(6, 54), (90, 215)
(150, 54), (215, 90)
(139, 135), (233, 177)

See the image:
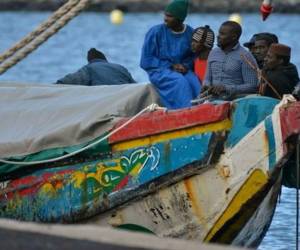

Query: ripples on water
(0, 12), (299, 249)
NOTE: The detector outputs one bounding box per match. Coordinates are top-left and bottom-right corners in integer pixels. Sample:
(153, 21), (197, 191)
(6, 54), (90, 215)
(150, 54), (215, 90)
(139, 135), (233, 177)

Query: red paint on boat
(113, 175), (129, 191)
(1, 169), (74, 199)
(109, 103), (231, 144)
(280, 102), (300, 142)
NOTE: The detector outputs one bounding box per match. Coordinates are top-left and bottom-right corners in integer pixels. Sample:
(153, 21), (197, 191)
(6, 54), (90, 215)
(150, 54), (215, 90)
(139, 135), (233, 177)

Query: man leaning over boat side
(55, 48), (135, 86)
(202, 21), (258, 99)
(140, 0), (200, 110)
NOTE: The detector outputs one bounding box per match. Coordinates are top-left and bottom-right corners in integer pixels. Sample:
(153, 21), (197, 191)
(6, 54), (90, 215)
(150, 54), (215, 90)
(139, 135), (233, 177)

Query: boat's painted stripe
(279, 102), (300, 142)
(204, 169), (268, 242)
(264, 116), (276, 169)
(109, 103), (230, 144)
(271, 106), (285, 162)
(117, 224), (154, 234)
(112, 119), (232, 152)
(226, 97), (278, 148)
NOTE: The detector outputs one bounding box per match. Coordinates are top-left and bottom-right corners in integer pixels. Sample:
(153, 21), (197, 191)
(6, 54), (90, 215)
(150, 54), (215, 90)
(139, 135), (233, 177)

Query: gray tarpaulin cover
(0, 83), (161, 158)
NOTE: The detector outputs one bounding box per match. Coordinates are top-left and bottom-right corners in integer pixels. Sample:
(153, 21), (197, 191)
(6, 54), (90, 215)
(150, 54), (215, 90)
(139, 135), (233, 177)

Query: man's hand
(172, 64), (188, 74)
(210, 85), (227, 96)
(201, 85), (211, 93)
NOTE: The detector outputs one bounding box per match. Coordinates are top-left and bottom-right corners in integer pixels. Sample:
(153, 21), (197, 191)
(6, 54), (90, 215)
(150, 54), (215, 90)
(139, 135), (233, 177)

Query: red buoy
(260, 1), (273, 21)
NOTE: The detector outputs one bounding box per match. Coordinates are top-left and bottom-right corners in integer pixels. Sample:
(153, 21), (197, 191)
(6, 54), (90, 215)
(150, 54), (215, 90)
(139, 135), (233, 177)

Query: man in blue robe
(56, 48), (135, 86)
(140, 0), (200, 109)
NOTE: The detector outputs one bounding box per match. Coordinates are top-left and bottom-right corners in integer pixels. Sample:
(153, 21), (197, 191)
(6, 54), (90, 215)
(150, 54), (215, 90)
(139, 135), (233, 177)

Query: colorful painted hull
(0, 96), (299, 248)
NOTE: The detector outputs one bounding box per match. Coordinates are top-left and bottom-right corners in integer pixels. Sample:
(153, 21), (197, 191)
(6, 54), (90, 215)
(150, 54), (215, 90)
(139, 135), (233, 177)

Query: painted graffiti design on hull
(0, 146), (161, 203)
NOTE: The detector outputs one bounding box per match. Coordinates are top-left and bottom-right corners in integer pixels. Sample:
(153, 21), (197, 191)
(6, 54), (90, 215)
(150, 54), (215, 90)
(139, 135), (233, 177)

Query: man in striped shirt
(203, 21), (258, 98)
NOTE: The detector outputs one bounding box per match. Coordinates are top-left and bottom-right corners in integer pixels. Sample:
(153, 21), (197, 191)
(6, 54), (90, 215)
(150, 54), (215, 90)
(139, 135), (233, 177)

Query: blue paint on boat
(264, 116), (276, 169)
(138, 133), (212, 183)
(226, 96), (279, 148)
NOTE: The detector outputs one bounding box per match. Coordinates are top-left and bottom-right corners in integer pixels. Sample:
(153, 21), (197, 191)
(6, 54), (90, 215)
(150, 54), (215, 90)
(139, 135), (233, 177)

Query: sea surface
(0, 11), (299, 249)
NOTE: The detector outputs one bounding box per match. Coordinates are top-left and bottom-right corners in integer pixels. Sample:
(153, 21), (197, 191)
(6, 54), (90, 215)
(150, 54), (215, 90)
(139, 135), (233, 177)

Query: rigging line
(0, 0), (81, 64)
(191, 95), (213, 105)
(240, 53), (282, 99)
(0, 0), (90, 75)
(0, 104), (166, 166)
(297, 134), (300, 250)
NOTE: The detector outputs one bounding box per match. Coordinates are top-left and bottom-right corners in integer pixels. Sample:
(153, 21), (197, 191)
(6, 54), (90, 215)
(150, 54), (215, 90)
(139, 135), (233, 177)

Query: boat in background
(0, 83), (299, 248)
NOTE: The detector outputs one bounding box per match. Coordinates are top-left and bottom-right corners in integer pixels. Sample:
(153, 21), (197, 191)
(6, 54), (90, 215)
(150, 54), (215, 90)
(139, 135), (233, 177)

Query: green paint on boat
(117, 224), (155, 234)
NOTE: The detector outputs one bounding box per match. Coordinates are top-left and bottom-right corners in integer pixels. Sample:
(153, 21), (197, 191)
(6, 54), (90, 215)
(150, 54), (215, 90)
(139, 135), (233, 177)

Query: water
(0, 12), (299, 249)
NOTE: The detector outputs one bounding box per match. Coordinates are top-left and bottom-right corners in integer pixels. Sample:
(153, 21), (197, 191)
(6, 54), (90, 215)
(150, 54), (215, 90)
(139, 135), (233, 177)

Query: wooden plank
(0, 219), (244, 250)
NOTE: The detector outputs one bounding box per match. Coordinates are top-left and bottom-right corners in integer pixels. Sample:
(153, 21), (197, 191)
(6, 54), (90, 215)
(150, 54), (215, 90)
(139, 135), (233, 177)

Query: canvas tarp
(0, 82), (161, 158)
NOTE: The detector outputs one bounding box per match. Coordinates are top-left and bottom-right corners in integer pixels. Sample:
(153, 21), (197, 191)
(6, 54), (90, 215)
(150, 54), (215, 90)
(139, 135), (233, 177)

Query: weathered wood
(0, 219), (244, 250)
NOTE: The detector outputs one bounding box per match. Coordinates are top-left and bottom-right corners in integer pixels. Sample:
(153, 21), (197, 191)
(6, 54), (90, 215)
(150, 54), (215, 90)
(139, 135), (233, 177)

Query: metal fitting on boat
(219, 165), (231, 178)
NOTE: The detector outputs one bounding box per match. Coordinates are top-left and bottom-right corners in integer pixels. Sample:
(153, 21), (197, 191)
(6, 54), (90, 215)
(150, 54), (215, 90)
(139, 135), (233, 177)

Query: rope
(296, 134), (300, 250)
(0, 104), (166, 166)
(0, 0), (81, 64)
(0, 0), (90, 75)
(191, 94), (213, 105)
(240, 54), (282, 99)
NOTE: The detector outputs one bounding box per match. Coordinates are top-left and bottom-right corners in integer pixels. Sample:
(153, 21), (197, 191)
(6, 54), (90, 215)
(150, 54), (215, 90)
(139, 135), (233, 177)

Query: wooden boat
(0, 83), (299, 248)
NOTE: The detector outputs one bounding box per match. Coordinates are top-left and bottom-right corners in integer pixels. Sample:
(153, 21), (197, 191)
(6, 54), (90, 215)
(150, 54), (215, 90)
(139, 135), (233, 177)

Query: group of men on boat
(56, 0), (300, 110)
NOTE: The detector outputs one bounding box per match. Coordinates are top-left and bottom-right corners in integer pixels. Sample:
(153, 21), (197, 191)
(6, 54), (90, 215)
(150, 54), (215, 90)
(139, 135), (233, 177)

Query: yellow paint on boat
(130, 162), (144, 176)
(40, 183), (56, 196)
(204, 169), (268, 242)
(71, 172), (87, 188)
(263, 131), (270, 160)
(113, 119), (232, 151)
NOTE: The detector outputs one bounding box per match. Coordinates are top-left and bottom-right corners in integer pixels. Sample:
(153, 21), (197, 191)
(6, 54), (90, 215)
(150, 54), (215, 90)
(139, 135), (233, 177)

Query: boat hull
(0, 96), (299, 248)
(88, 153), (282, 248)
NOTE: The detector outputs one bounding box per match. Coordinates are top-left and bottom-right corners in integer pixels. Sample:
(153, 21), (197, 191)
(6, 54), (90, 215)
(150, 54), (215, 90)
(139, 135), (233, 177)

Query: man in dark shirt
(56, 48), (135, 85)
(252, 33), (278, 69)
(261, 43), (299, 99)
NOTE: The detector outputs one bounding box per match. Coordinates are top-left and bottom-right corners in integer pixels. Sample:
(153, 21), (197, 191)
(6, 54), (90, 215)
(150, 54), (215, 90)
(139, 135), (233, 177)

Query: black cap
(87, 48), (107, 62)
(243, 34), (257, 48)
(255, 32), (278, 44)
(244, 32), (279, 48)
